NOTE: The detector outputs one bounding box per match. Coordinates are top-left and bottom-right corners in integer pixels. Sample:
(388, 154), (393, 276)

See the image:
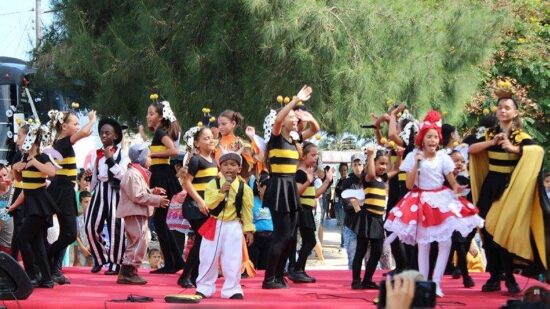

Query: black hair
(149, 102), (181, 141)
(441, 124), (456, 148)
(79, 190), (91, 202)
(374, 149), (389, 161)
(544, 172), (550, 180)
(338, 163), (348, 171)
(302, 142), (317, 157)
(193, 127), (211, 149)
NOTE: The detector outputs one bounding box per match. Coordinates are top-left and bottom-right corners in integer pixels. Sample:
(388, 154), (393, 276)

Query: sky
(0, 0), (53, 61)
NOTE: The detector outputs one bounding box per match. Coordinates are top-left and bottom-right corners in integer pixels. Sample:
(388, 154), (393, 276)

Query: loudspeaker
(0, 252), (33, 300)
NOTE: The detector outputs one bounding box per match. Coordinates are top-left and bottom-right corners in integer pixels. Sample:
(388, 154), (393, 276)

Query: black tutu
(355, 212), (385, 239)
(263, 175), (300, 213)
(23, 188), (59, 226)
(150, 164), (182, 199)
(47, 177), (77, 216)
(298, 206), (316, 230)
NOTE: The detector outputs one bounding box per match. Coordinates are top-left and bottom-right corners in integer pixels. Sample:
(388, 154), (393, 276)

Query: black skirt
(355, 212), (385, 239)
(263, 175), (300, 213)
(150, 164), (182, 199)
(181, 196), (208, 222)
(298, 206), (316, 231)
(23, 188), (59, 226)
(47, 177), (77, 216)
(477, 172), (510, 219)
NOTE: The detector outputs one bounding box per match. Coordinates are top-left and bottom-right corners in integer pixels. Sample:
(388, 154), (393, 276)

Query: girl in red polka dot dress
(384, 110), (483, 297)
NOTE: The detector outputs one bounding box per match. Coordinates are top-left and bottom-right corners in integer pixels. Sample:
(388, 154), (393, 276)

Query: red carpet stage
(2, 268), (547, 308)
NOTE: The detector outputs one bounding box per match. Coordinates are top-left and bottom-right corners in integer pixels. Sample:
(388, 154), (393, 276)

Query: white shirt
(400, 149), (455, 190)
(89, 147), (129, 189)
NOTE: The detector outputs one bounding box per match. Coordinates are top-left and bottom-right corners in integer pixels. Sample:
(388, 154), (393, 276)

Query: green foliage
(34, 0), (505, 136)
(461, 0), (550, 166)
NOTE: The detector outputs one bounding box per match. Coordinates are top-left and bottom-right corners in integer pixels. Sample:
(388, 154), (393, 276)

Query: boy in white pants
(196, 152), (255, 299)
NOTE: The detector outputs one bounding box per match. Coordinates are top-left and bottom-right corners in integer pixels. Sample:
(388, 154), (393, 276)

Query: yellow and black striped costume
(470, 128), (550, 281)
(188, 155), (218, 199)
(354, 177), (387, 239)
(264, 134), (301, 213)
(21, 153), (59, 217)
(48, 136), (79, 216)
(296, 169), (316, 230)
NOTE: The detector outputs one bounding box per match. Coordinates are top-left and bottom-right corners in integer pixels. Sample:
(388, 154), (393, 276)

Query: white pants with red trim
(196, 219), (243, 298)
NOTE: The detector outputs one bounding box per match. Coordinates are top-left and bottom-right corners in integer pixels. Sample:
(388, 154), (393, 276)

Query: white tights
(418, 239), (452, 284)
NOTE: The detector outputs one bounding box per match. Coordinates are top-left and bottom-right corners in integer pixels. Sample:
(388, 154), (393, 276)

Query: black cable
(302, 292), (377, 304)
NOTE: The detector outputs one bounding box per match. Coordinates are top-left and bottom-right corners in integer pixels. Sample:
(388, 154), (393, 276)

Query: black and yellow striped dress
(296, 169), (316, 230)
(477, 128), (534, 218)
(149, 128), (182, 199)
(21, 153), (59, 220)
(387, 151), (402, 211)
(182, 154), (218, 220)
(355, 177), (387, 239)
(47, 136), (78, 216)
(264, 134), (301, 213)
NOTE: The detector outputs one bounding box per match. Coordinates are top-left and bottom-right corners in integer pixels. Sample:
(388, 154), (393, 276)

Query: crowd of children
(0, 84), (548, 303)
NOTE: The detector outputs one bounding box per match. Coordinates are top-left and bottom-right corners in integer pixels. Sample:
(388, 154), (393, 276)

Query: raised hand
(296, 85), (313, 102)
(245, 126), (256, 139)
(295, 110), (315, 123)
(88, 110), (97, 123)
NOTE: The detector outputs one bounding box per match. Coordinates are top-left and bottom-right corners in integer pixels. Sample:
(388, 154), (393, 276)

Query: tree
(461, 0), (550, 166)
(34, 0), (506, 135)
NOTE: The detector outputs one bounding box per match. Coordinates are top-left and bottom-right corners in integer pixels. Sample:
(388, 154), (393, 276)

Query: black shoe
(383, 268), (404, 277)
(452, 269), (462, 279)
(351, 280), (363, 290)
(104, 269), (119, 275)
(481, 278), (501, 292)
(276, 277), (289, 288)
(37, 280), (55, 288)
(505, 277), (520, 294)
(288, 271), (314, 283)
(195, 291), (206, 299)
(362, 281), (379, 290)
(262, 278), (286, 289)
(178, 277), (196, 288)
(52, 274), (71, 285)
(463, 275), (475, 288)
(229, 293), (244, 300)
(303, 272), (316, 283)
(30, 279), (39, 288)
(91, 264), (102, 273)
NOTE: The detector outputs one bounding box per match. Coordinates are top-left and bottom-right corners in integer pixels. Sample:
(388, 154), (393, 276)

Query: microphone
(360, 124), (377, 129)
(224, 176), (233, 202)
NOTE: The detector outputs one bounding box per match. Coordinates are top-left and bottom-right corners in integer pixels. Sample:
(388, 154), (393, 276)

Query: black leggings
(291, 227), (316, 272)
(153, 207), (184, 269)
(265, 211), (297, 280)
(352, 237), (383, 283)
(387, 231), (408, 271)
(19, 215), (51, 281)
(181, 218), (206, 280)
(47, 213), (77, 275)
(482, 228), (513, 280)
